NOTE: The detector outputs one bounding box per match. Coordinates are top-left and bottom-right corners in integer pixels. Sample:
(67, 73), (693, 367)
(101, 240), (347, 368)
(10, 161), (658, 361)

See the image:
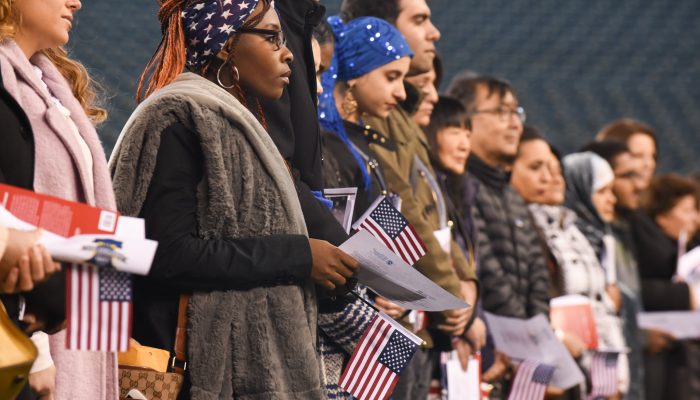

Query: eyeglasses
(471, 106), (527, 123)
(235, 27), (287, 51)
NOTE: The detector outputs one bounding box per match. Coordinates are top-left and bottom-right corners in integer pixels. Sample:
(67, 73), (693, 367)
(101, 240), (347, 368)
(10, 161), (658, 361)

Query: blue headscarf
(318, 16), (412, 191)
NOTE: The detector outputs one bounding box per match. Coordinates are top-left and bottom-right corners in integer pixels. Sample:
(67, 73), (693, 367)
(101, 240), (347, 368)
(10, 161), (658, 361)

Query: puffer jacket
(468, 154), (550, 318)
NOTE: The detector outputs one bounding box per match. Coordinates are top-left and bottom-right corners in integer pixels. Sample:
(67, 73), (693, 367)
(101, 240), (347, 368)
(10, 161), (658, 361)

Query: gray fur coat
(109, 73), (323, 399)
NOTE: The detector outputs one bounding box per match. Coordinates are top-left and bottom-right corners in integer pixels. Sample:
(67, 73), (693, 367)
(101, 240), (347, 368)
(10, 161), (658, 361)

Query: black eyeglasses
(235, 27), (287, 51)
(471, 106), (527, 123)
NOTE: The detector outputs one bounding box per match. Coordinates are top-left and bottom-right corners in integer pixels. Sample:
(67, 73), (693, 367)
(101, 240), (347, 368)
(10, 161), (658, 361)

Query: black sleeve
(139, 123), (312, 292)
(641, 280), (691, 311)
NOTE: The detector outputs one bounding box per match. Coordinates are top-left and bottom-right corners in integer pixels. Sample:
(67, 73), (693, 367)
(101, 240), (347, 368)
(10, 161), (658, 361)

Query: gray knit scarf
(109, 73), (323, 400)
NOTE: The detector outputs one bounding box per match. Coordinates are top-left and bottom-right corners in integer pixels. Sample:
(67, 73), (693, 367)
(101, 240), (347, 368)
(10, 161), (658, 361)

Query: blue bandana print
(182, 0), (262, 69)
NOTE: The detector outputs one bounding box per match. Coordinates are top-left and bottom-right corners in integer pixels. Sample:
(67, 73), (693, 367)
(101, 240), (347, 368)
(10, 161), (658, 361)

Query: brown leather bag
(0, 301), (37, 400)
(118, 295), (189, 400)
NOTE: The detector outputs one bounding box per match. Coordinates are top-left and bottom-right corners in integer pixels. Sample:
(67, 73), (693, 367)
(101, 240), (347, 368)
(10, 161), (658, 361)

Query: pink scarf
(0, 39), (118, 400)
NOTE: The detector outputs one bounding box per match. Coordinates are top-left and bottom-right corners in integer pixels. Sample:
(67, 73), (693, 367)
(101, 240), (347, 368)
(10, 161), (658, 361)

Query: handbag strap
(172, 294), (189, 374)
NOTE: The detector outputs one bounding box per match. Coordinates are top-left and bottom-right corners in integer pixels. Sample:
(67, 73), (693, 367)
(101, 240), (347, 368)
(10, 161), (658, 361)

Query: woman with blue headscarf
(315, 15), (412, 399)
(319, 16), (412, 221)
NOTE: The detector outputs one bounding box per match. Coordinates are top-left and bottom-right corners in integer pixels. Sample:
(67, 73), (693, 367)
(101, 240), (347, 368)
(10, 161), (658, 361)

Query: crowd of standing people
(1, 0), (699, 399)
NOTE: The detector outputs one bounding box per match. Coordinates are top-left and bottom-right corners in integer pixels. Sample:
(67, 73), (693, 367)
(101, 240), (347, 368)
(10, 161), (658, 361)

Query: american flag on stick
(339, 312), (422, 400)
(588, 351), (619, 399)
(352, 196), (427, 265)
(508, 360), (555, 400)
(66, 264), (132, 352)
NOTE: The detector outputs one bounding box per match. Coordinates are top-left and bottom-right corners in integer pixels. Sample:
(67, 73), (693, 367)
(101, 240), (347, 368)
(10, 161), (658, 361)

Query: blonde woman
(1, 0), (118, 398)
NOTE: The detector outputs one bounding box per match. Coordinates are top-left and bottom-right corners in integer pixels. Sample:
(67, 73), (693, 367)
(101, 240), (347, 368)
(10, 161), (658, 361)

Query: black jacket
(1, 68), (65, 333)
(468, 154), (550, 318)
(321, 121), (395, 221)
(627, 210), (691, 311)
(261, 0), (347, 246)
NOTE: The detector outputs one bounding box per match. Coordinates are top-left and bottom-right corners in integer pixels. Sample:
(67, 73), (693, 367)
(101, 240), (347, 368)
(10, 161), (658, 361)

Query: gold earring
(342, 86), (358, 116)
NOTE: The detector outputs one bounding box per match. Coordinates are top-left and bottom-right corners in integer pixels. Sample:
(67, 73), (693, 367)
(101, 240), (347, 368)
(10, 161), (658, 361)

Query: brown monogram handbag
(118, 295), (189, 400)
(0, 301), (37, 400)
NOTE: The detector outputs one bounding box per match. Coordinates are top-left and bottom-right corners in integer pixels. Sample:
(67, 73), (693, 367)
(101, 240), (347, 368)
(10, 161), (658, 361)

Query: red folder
(0, 184), (118, 237)
(550, 295), (599, 350)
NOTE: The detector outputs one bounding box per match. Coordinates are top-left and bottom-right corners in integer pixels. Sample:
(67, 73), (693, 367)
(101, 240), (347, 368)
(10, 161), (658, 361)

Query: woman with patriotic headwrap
(110, 0), (359, 398)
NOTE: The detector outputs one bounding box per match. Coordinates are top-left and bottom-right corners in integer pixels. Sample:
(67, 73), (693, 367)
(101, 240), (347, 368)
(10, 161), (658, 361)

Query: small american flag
(339, 313), (422, 400)
(352, 196), (426, 265)
(588, 351), (618, 399)
(508, 360), (555, 400)
(66, 264), (132, 352)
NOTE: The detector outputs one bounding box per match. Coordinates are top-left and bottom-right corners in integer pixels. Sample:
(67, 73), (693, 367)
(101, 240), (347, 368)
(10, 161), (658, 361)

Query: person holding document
(1, 0), (121, 397)
(512, 134), (629, 397)
(110, 1), (359, 398)
(316, 15), (414, 398)
(339, 1), (480, 397)
(631, 174), (700, 399)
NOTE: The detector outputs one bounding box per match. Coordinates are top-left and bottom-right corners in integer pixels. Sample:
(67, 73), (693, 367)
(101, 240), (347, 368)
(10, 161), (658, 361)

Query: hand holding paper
(339, 230), (468, 311)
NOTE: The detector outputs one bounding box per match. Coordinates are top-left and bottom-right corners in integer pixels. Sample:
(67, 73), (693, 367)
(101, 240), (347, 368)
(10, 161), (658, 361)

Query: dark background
(69, 0), (700, 173)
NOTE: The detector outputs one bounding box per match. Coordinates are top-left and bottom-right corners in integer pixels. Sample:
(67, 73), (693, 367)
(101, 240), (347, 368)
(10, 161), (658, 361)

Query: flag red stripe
(87, 266), (93, 350)
(343, 320), (384, 393)
(395, 233), (418, 264)
(406, 224), (426, 254)
(66, 265), (73, 348)
(340, 315), (382, 389)
(379, 371), (400, 400)
(356, 362), (383, 399)
(346, 320), (392, 394)
(396, 231), (419, 262)
(364, 219), (400, 255)
(77, 266), (83, 349)
(365, 366), (390, 400)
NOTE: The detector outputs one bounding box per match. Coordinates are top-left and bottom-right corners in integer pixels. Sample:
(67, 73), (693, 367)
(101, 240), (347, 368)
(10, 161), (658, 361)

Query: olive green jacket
(366, 106), (478, 346)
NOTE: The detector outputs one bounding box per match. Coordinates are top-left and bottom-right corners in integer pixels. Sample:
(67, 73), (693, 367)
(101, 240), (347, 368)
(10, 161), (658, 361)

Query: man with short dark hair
(341, 1), (480, 398)
(341, 0), (440, 75)
(448, 74), (550, 393)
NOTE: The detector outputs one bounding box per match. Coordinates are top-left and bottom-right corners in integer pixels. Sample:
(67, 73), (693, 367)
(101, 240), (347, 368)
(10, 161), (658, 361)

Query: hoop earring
(342, 86), (358, 116)
(217, 62), (238, 89)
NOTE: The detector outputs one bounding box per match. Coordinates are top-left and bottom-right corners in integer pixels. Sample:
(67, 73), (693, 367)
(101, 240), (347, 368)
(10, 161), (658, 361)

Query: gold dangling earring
(342, 85), (358, 117)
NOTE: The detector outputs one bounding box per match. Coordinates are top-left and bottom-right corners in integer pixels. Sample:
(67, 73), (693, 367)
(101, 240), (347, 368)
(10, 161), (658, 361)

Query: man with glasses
(447, 74), (551, 397)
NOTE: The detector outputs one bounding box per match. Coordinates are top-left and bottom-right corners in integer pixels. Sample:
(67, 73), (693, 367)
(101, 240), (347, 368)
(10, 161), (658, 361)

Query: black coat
(628, 210), (692, 311)
(468, 154), (550, 319)
(0, 65), (34, 327)
(261, 0), (347, 246)
(321, 121), (395, 221)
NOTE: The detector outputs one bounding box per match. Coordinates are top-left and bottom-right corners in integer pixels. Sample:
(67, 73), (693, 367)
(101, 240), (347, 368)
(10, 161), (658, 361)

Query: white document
(433, 227), (452, 255)
(677, 245), (700, 283)
(445, 354), (480, 400)
(602, 234), (617, 284)
(323, 187), (358, 234)
(638, 311), (700, 339)
(0, 206), (156, 276)
(484, 312), (584, 390)
(340, 230), (469, 312)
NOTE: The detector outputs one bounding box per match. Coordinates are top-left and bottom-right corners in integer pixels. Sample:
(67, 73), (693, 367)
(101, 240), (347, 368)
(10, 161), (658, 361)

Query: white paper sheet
(0, 206), (156, 275)
(433, 227), (452, 255)
(340, 230), (469, 311)
(638, 311), (700, 339)
(445, 353), (480, 400)
(677, 245), (700, 283)
(484, 312), (584, 390)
